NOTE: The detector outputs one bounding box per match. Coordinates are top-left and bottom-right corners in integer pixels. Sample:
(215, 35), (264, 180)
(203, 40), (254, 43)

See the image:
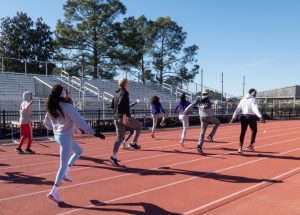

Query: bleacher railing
(175, 87), (194, 101)
(162, 82), (173, 95)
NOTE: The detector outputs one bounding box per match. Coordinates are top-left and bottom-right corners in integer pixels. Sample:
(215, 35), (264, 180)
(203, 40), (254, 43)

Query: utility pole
(243, 75), (246, 95)
(201, 68), (203, 93)
(221, 72), (224, 101)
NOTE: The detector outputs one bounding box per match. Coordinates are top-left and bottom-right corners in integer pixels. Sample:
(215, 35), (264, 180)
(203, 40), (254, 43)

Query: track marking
(57, 145), (300, 215)
(1, 126), (298, 170)
(183, 166), (300, 215)
(1, 136), (299, 203)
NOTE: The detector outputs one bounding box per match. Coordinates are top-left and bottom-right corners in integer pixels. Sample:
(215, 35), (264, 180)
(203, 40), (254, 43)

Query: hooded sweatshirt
(19, 91), (33, 124)
(232, 93), (262, 119)
(44, 102), (95, 136)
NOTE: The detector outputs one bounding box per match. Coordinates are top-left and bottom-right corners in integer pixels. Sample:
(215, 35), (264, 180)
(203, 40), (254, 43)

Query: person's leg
(151, 115), (158, 137)
(26, 124), (33, 150)
(248, 115), (258, 145)
(18, 124), (28, 149)
(125, 128), (134, 142)
(48, 135), (72, 202)
(198, 117), (208, 149)
(207, 116), (221, 140)
(53, 135), (73, 186)
(68, 139), (83, 166)
(180, 115), (188, 144)
(127, 117), (142, 145)
(112, 119), (126, 158)
(239, 115), (249, 148)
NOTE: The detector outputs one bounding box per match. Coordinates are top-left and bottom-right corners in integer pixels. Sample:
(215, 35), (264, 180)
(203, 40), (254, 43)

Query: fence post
(102, 93), (105, 119)
(25, 60), (27, 75)
(97, 109), (101, 132)
(45, 61), (48, 77)
(3, 110), (6, 135)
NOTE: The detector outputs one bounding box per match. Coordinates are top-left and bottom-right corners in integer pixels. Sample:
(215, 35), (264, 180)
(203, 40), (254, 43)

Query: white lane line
(1, 136), (299, 204)
(183, 166), (300, 215)
(0, 122), (293, 161)
(57, 145), (300, 215)
(1, 127), (299, 183)
(1, 125), (298, 170)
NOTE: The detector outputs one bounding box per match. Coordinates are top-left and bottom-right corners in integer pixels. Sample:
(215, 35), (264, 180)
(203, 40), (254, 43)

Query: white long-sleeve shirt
(232, 94), (262, 119)
(44, 102), (95, 136)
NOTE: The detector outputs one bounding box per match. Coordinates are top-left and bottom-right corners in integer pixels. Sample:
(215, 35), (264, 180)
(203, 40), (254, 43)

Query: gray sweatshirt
(19, 91), (33, 124)
(44, 102), (95, 136)
(192, 95), (214, 117)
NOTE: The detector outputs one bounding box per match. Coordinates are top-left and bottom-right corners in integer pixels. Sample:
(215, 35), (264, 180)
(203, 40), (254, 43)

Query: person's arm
(230, 101), (242, 123)
(173, 103), (179, 114)
(183, 99), (199, 114)
(43, 113), (53, 130)
(251, 99), (265, 122)
(111, 97), (115, 109)
(21, 100), (33, 110)
(65, 104), (95, 135)
(160, 103), (166, 114)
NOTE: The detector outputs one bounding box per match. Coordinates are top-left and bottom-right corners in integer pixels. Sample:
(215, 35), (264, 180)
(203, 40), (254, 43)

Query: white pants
(152, 113), (167, 132)
(179, 114), (189, 142)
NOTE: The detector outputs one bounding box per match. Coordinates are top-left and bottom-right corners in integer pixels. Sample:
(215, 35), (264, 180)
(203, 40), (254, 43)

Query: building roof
(256, 85), (300, 99)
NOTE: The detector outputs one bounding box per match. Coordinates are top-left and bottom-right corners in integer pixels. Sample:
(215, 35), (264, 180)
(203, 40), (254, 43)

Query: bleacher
(0, 72), (181, 112)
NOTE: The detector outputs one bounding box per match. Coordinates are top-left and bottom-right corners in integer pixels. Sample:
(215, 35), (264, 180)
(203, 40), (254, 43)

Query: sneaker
(238, 147), (243, 153)
(16, 147), (24, 154)
(129, 143), (141, 150)
(160, 122), (166, 127)
(247, 144), (254, 152)
(197, 146), (203, 154)
(63, 167), (72, 182)
(25, 149), (35, 154)
(180, 141), (185, 147)
(121, 141), (127, 150)
(47, 190), (61, 203)
(151, 133), (155, 139)
(110, 156), (120, 167)
(207, 135), (213, 142)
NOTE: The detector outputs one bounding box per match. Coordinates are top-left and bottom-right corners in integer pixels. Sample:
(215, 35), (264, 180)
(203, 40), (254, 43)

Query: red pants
(19, 124), (32, 150)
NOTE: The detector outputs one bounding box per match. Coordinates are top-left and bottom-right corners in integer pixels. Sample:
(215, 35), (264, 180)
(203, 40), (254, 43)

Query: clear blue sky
(1, 0), (300, 96)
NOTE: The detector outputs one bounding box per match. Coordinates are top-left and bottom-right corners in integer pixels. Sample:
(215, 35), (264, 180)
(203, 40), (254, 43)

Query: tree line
(0, 0), (199, 87)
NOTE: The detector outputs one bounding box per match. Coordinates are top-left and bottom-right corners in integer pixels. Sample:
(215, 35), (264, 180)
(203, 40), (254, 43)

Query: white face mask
(60, 89), (67, 98)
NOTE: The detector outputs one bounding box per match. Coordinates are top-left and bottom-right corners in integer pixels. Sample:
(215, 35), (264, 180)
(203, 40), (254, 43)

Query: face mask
(60, 89), (67, 98)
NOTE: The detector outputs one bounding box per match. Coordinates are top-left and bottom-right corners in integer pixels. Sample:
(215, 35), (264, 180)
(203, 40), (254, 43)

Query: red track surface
(0, 120), (300, 215)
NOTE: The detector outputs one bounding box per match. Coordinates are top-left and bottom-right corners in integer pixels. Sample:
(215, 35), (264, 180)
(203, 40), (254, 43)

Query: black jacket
(111, 88), (131, 119)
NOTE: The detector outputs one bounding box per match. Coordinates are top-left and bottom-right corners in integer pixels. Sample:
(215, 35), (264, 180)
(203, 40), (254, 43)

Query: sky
(1, 0), (300, 96)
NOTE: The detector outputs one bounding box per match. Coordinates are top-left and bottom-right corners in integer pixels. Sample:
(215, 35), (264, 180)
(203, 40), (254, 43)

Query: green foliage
(150, 17), (199, 85)
(56, 0), (126, 79)
(0, 12), (55, 74)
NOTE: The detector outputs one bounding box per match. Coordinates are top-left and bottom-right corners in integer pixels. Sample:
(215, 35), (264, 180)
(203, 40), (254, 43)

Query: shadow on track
(58, 200), (181, 215)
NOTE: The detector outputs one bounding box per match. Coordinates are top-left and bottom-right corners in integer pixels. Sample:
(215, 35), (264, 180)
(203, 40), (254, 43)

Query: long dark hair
(45, 85), (72, 118)
(150, 96), (160, 105)
(180, 93), (186, 106)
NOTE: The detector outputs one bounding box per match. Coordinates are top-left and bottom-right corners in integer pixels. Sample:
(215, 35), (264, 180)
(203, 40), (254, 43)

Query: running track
(0, 120), (300, 215)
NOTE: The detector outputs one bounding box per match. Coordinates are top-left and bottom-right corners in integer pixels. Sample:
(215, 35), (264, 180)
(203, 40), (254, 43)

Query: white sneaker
(247, 144), (254, 151)
(121, 141), (127, 150)
(47, 190), (61, 203)
(63, 166), (72, 182)
(160, 122), (166, 126)
(180, 141), (185, 147)
(238, 147), (243, 153)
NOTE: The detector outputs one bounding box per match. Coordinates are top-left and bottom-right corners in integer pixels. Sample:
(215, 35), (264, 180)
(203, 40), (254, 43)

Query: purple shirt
(152, 102), (165, 114)
(174, 101), (191, 115)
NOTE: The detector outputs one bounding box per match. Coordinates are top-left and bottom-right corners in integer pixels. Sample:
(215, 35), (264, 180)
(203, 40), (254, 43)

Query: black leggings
(240, 115), (257, 147)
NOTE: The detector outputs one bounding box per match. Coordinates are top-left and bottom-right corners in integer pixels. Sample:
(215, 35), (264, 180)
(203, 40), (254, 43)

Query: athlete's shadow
(159, 167), (282, 184)
(141, 148), (219, 157)
(58, 200), (181, 215)
(206, 147), (277, 154)
(41, 153), (108, 165)
(229, 153), (300, 161)
(0, 163), (9, 167)
(0, 171), (53, 185)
